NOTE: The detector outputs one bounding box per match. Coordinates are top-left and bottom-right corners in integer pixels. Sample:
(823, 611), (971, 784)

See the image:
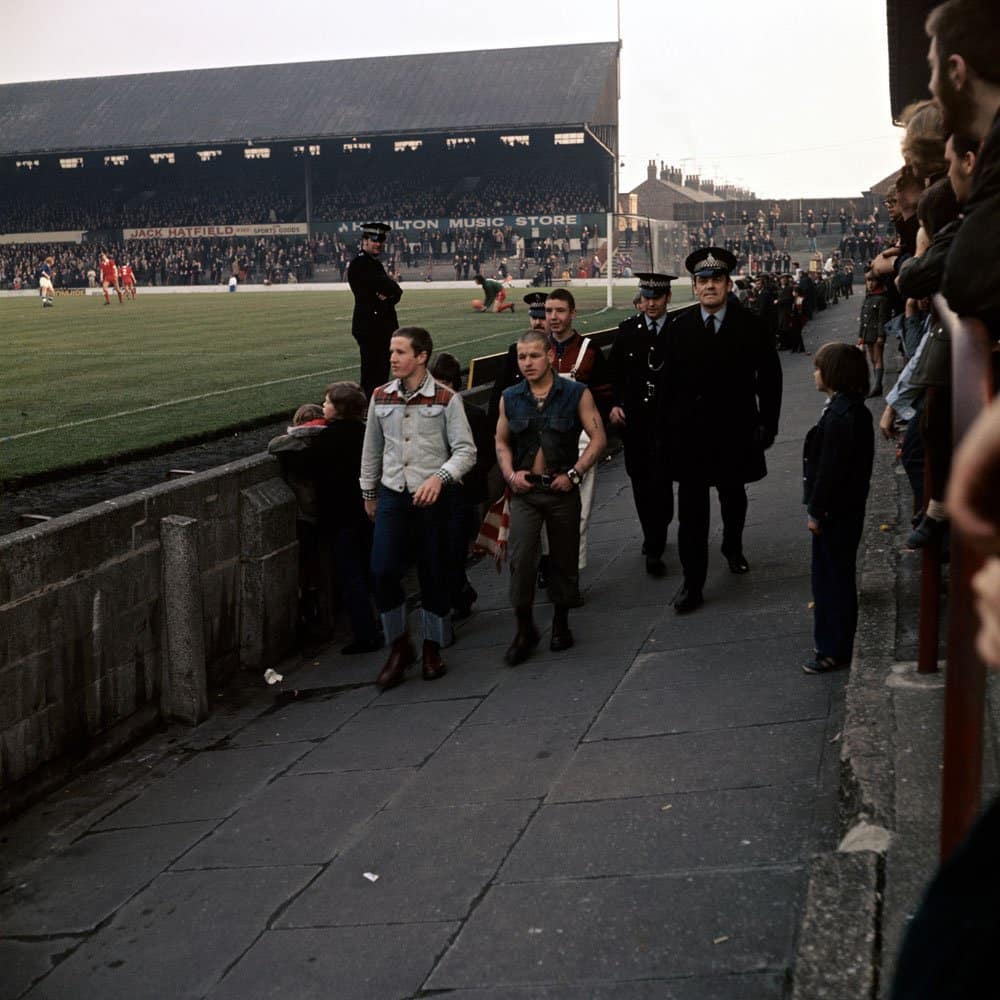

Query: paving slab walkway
(0, 295), (861, 999)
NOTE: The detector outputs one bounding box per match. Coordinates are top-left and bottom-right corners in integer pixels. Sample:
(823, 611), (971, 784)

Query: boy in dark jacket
(802, 342), (875, 673)
(309, 382), (381, 655)
(268, 404), (329, 642)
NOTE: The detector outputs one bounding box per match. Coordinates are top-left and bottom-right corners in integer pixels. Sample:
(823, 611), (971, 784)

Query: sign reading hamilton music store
(331, 214), (600, 234)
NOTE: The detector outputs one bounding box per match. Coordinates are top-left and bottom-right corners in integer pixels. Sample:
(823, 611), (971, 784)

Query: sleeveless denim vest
(503, 375), (585, 472)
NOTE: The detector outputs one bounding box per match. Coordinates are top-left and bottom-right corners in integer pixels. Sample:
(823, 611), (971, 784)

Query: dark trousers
(355, 331), (391, 400)
(623, 429), (672, 557)
(676, 480), (748, 592)
(327, 521), (378, 643)
(811, 512), (865, 661)
(371, 486), (452, 643)
(446, 485), (478, 609)
(901, 411), (925, 510)
(509, 488), (582, 609)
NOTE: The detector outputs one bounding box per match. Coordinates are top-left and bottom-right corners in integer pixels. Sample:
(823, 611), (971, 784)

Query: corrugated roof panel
(0, 43), (619, 156)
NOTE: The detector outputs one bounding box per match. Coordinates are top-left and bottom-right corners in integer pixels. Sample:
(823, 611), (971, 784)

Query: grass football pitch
(1, 285), (692, 484)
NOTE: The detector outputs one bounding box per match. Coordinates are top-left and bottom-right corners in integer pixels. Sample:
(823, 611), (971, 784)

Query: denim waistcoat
(503, 375), (585, 472)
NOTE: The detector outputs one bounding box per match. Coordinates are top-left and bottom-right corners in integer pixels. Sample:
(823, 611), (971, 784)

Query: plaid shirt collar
(384, 370), (435, 402)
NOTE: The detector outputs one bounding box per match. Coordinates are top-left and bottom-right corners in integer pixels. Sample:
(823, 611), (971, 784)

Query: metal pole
(606, 211), (614, 308)
(936, 296), (994, 860)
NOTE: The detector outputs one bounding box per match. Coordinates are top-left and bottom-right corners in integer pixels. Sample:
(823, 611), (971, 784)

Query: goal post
(604, 212), (691, 308)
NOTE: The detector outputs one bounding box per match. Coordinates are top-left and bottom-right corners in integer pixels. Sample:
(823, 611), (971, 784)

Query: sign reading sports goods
(122, 223), (309, 240)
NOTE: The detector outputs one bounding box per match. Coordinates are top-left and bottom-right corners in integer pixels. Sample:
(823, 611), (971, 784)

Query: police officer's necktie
(705, 314), (715, 333)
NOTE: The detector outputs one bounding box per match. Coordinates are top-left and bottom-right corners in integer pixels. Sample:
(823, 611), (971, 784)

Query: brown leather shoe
(422, 640), (447, 681)
(376, 636), (415, 690)
(505, 625), (541, 666)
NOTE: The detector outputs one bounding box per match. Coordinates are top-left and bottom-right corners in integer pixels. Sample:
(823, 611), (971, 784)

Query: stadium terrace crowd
(0, 167), (607, 240)
(683, 205), (892, 276)
(0, 236), (324, 289)
(0, 182), (300, 232)
(450, 170), (605, 216)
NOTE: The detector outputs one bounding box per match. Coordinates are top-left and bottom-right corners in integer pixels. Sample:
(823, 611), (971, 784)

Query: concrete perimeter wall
(0, 454), (298, 818)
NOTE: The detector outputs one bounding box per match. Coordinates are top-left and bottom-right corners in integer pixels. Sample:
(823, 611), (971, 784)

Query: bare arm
(549, 388), (607, 493)
(575, 387), (607, 474)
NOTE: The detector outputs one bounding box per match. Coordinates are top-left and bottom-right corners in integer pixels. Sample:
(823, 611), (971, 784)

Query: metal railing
(933, 293), (995, 860)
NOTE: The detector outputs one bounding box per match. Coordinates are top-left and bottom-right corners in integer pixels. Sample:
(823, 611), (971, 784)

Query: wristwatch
(566, 467), (582, 486)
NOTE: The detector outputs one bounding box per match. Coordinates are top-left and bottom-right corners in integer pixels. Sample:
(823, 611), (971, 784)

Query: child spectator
(802, 343), (875, 674)
(857, 269), (891, 395)
(268, 403), (329, 642)
(309, 382), (382, 655)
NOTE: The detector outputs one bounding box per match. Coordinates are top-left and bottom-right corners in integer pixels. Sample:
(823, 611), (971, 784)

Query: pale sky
(0, 0), (908, 199)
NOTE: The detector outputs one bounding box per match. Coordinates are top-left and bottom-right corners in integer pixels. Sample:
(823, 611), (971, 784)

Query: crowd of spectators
(0, 235), (326, 289)
(680, 203), (889, 275)
(0, 180), (300, 232)
(449, 169), (605, 216)
(0, 165), (607, 240)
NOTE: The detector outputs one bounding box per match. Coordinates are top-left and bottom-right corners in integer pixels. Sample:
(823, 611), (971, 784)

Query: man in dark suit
(658, 247), (783, 613)
(348, 222), (402, 399)
(608, 272), (676, 577)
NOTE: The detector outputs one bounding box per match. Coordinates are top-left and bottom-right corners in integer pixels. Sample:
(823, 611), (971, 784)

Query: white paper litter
(264, 669), (283, 685)
(363, 872), (380, 883)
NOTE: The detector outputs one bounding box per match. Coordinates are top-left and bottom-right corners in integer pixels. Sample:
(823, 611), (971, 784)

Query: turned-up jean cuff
(380, 604), (408, 645)
(378, 605), (452, 646)
(421, 608), (452, 647)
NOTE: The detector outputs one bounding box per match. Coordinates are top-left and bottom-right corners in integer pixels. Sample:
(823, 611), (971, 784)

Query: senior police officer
(658, 247), (782, 613)
(348, 222), (403, 399)
(608, 272), (676, 577)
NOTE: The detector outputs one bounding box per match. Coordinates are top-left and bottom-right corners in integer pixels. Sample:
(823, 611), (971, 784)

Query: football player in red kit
(119, 260), (137, 300)
(99, 252), (122, 305)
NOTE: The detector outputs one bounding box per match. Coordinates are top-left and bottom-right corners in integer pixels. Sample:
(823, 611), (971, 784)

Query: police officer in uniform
(608, 272), (676, 577)
(659, 247), (782, 613)
(347, 222), (403, 399)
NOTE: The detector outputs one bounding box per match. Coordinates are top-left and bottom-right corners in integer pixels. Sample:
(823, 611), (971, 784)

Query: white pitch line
(2, 305), (622, 444)
(2, 364), (358, 443)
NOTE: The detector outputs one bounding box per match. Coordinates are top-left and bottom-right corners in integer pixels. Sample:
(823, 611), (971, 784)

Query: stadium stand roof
(0, 43), (620, 158)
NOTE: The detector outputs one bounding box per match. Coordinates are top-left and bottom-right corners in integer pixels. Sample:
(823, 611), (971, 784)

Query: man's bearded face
(929, 36), (977, 136)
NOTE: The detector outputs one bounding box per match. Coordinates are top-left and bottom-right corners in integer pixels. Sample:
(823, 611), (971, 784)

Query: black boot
(505, 606), (540, 666)
(550, 606), (574, 652)
(867, 368), (883, 398)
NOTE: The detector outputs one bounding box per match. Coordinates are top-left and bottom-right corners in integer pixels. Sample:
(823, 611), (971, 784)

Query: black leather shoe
(723, 551), (750, 574)
(549, 621), (574, 652)
(645, 557), (666, 578)
(672, 583), (704, 614)
(802, 654), (850, 674)
(505, 625), (541, 666)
